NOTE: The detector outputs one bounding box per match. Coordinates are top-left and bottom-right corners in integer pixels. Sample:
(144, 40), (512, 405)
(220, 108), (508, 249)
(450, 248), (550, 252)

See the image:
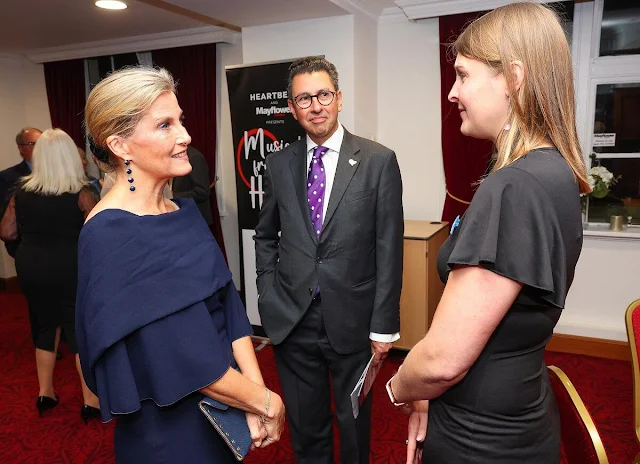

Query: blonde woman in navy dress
(386, 4), (591, 463)
(76, 67), (285, 463)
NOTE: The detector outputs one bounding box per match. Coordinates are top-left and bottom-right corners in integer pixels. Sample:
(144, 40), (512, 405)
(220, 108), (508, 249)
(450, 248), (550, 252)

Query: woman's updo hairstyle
(84, 66), (176, 170)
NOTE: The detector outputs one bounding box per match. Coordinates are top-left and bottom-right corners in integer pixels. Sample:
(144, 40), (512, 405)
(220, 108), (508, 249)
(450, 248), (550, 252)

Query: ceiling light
(95, 0), (127, 10)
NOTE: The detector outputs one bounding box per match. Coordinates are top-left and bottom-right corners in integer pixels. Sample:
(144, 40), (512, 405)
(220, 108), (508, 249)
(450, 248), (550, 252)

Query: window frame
(573, 0), (640, 230)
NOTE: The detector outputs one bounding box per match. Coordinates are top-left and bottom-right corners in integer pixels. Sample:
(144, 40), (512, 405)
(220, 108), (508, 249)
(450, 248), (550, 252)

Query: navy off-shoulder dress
(76, 198), (252, 463)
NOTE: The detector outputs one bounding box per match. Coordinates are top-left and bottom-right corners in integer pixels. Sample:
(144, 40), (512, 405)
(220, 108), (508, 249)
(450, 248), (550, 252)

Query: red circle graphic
(236, 128), (279, 189)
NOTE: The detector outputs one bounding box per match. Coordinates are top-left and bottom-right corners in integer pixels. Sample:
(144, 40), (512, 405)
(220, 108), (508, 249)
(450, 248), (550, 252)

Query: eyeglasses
(293, 90), (336, 109)
(18, 142), (36, 147)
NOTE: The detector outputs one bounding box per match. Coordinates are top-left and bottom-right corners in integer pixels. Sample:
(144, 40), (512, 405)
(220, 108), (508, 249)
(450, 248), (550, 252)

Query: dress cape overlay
(76, 198), (249, 422)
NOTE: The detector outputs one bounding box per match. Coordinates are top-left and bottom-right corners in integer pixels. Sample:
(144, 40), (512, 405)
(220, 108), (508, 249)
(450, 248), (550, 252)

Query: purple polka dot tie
(308, 145), (328, 238)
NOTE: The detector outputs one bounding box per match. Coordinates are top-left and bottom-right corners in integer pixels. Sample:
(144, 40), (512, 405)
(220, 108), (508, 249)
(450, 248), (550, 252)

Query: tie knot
(313, 145), (328, 159)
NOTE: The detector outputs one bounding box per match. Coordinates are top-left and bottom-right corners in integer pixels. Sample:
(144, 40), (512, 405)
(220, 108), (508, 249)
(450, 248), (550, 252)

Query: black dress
(14, 188), (85, 352)
(76, 198), (252, 463)
(424, 149), (583, 463)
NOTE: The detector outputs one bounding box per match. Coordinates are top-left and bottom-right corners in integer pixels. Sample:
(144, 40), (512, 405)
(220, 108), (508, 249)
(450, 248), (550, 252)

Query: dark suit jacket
(172, 147), (213, 226)
(0, 160), (30, 207)
(0, 160), (31, 257)
(254, 129), (404, 354)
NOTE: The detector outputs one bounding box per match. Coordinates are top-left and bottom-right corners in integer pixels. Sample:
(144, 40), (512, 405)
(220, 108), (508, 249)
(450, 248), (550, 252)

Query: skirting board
(546, 333), (631, 362)
(0, 277), (19, 292)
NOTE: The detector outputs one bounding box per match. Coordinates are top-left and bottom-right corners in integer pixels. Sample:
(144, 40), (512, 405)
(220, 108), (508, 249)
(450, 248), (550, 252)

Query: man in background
(172, 146), (213, 226)
(0, 127), (41, 257)
(77, 146), (101, 202)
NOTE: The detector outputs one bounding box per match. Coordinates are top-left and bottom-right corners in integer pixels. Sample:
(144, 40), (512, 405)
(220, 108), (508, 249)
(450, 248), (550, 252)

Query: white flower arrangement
(584, 164), (619, 199)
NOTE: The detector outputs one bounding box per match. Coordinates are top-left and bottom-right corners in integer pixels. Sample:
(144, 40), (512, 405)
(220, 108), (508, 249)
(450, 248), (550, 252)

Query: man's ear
(336, 90), (343, 112)
(287, 99), (299, 121)
(105, 135), (129, 163)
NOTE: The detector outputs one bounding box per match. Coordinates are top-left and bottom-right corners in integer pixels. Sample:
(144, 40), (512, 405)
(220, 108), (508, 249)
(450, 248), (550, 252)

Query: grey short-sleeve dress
(424, 148), (583, 463)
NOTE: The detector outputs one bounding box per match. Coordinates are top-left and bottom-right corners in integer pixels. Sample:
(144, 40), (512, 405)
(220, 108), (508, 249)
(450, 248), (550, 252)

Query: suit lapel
(323, 130), (360, 229)
(289, 140), (318, 244)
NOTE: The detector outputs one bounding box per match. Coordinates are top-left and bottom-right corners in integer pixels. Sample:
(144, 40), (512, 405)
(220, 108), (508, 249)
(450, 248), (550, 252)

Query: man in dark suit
(254, 57), (403, 463)
(0, 127), (41, 257)
(172, 146), (213, 226)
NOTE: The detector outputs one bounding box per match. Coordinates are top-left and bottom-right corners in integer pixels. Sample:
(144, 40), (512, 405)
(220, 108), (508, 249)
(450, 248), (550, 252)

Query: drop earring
(504, 96), (512, 131)
(124, 160), (135, 192)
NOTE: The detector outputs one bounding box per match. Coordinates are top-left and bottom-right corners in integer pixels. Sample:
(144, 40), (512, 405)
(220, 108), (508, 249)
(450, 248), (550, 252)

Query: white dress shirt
(305, 123), (400, 344)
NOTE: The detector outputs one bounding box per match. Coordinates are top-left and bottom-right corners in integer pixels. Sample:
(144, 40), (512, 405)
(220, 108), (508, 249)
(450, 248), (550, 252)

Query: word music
(243, 129), (299, 209)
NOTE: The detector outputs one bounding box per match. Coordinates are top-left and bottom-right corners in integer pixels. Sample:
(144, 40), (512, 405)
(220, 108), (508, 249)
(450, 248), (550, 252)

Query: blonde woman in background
(0, 128), (100, 422)
(385, 3), (590, 463)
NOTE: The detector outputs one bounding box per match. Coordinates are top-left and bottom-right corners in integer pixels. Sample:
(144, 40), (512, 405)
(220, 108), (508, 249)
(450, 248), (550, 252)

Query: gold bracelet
(264, 387), (271, 418)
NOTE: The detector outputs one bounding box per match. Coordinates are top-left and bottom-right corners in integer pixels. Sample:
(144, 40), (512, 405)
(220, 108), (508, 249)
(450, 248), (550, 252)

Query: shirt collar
(306, 122), (344, 155)
(25, 160), (32, 171)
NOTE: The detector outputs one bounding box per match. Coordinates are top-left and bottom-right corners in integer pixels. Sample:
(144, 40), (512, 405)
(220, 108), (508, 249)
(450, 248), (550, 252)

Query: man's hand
(371, 341), (393, 365)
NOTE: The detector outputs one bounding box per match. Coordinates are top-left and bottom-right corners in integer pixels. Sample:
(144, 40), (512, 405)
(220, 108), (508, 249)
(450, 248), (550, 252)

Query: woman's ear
(105, 135), (129, 163)
(509, 60), (525, 94)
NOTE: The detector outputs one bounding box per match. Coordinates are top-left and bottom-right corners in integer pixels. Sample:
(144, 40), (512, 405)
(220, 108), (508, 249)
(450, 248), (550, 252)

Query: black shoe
(36, 396), (59, 416)
(81, 405), (101, 424)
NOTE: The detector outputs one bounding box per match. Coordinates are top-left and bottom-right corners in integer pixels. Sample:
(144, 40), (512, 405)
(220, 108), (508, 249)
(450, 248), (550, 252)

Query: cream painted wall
(0, 57), (27, 171)
(558, 237), (640, 341)
(377, 18), (445, 221)
(22, 61), (52, 132)
(216, 42), (243, 290)
(0, 55), (51, 279)
(353, 13), (377, 139)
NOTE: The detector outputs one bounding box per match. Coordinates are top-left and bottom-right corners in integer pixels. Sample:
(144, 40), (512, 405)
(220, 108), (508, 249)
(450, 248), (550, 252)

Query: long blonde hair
(22, 128), (87, 195)
(454, 2), (590, 193)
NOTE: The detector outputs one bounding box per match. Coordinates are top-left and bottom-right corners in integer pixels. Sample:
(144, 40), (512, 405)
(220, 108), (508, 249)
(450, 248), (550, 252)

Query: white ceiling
(1, 0), (397, 54)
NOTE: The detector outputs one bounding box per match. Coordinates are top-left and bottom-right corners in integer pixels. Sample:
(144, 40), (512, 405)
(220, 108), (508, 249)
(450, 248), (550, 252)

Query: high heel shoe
(36, 396), (59, 416)
(81, 405), (101, 424)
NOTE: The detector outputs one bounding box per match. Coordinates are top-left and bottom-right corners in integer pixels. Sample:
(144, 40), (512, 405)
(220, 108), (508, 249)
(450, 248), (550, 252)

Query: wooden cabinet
(395, 220), (449, 350)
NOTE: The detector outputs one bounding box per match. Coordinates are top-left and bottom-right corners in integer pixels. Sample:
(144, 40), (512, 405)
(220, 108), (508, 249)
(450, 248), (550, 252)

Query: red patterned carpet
(0, 290), (637, 463)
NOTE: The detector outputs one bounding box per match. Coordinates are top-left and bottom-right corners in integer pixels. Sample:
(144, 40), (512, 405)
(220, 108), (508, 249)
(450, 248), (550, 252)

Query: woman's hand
(245, 412), (267, 450)
(261, 391), (285, 447)
(404, 400), (428, 464)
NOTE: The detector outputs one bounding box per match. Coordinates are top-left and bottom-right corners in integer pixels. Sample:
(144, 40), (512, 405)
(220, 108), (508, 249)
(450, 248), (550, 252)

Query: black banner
(226, 60), (305, 229)
(225, 59), (306, 326)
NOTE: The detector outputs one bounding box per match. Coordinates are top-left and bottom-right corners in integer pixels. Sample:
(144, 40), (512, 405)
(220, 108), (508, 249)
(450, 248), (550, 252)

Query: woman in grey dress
(385, 3), (591, 463)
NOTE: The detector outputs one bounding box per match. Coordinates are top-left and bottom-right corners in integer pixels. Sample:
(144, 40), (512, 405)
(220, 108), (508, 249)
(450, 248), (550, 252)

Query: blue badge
(450, 215), (461, 235)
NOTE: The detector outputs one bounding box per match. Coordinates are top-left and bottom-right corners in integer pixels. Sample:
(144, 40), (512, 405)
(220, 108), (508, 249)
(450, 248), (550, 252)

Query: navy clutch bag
(199, 397), (252, 461)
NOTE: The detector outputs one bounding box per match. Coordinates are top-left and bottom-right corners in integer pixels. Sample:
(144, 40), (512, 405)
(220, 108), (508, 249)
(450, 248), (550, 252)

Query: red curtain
(440, 13), (493, 223)
(43, 59), (86, 148)
(153, 44), (226, 258)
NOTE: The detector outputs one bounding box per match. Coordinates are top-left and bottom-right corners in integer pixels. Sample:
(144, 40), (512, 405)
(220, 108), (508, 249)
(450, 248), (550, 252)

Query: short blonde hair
(454, 2), (590, 194)
(84, 66), (176, 168)
(22, 128), (87, 195)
